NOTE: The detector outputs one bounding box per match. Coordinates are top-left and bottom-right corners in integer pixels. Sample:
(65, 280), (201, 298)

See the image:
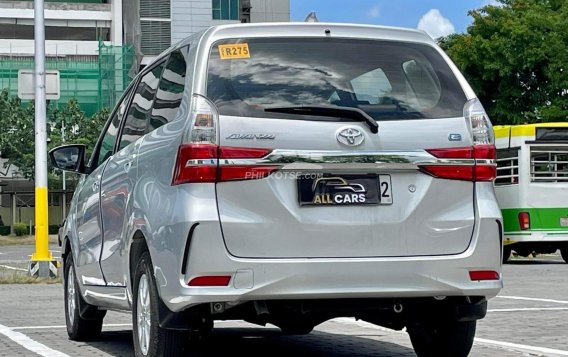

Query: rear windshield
(206, 38), (467, 121)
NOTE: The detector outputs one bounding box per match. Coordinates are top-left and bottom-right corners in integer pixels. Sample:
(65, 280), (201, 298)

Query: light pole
(29, 0), (56, 278)
(62, 123), (66, 219)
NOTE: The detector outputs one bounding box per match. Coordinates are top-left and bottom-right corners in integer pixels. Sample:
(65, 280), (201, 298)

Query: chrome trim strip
(475, 159), (497, 165)
(263, 149), (437, 165)
(185, 149), (485, 171)
(219, 150), (476, 171)
(186, 159), (218, 165)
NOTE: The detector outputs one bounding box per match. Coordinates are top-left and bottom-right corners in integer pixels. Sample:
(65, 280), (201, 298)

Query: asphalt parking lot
(0, 245), (566, 357)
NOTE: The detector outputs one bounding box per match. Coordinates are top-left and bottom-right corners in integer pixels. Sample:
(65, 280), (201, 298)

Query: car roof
(177, 22), (435, 48)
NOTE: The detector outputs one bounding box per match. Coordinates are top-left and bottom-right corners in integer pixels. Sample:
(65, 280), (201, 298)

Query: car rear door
(206, 37), (482, 259)
(99, 60), (166, 286)
(72, 90), (131, 285)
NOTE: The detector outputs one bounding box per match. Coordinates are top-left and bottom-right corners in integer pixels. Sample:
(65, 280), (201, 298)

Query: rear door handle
(92, 181), (100, 192)
(124, 160), (132, 173)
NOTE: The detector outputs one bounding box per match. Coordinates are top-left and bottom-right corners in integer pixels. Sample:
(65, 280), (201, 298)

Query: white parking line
(333, 318), (568, 356)
(476, 338), (568, 356)
(489, 307), (568, 312)
(5, 318), (568, 356)
(11, 323), (132, 331)
(0, 264), (27, 272)
(497, 295), (568, 304)
(0, 323), (71, 357)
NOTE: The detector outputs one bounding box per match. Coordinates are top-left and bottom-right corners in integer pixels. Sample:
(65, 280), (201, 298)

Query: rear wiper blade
(264, 105), (379, 134)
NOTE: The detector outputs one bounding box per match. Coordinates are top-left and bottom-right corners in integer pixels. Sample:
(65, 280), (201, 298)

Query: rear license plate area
(297, 174), (392, 206)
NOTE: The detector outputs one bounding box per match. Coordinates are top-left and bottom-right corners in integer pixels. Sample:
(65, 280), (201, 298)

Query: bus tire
(561, 247), (568, 264)
(502, 246), (511, 264)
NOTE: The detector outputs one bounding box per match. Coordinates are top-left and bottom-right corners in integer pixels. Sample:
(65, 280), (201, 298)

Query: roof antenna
(305, 11), (319, 22)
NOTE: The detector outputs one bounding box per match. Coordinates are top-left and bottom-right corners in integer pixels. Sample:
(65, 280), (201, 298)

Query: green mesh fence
(98, 42), (136, 112)
(0, 41), (134, 116)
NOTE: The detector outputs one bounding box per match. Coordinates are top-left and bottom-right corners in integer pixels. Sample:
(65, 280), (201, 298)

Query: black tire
(502, 246), (512, 264)
(407, 320), (476, 357)
(279, 322), (314, 335)
(132, 251), (188, 357)
(64, 254), (106, 341)
(561, 247), (568, 263)
(514, 248), (530, 258)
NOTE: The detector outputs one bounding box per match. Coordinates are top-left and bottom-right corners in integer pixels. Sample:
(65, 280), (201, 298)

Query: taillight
(172, 143), (277, 184)
(464, 98), (494, 145)
(173, 144), (219, 184)
(420, 98), (496, 182)
(172, 95), (278, 185)
(518, 212), (530, 230)
(218, 146), (278, 182)
(421, 144), (496, 181)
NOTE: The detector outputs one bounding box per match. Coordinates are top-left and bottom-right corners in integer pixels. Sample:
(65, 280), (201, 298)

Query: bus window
(530, 146), (568, 183)
(496, 148), (519, 185)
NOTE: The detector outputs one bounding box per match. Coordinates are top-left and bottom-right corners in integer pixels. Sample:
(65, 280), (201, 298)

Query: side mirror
(48, 144), (87, 174)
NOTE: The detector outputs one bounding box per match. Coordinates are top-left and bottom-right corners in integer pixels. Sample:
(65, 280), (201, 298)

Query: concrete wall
(171, 0), (213, 44)
(170, 0), (289, 44)
(0, 39), (110, 56)
(250, 0), (289, 22)
(0, 0), (120, 55)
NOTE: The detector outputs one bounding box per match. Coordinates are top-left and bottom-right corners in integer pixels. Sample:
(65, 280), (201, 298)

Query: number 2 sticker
(378, 175), (393, 205)
(218, 43), (251, 60)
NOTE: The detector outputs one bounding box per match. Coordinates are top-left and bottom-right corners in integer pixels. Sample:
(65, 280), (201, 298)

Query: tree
(439, 0), (568, 125)
(0, 89), (109, 188)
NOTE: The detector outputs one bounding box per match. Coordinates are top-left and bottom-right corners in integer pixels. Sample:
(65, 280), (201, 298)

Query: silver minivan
(50, 23), (503, 357)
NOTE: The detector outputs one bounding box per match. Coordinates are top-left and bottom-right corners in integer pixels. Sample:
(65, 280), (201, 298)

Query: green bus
(494, 123), (568, 263)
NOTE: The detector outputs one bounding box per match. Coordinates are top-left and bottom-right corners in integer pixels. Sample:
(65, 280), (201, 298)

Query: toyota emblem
(336, 127), (365, 146)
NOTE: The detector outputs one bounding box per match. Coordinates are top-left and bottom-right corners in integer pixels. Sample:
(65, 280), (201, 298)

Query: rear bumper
(152, 183), (503, 313)
(164, 225), (501, 313)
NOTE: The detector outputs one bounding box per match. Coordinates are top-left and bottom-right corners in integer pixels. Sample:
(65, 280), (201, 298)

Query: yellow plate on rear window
(218, 44), (250, 59)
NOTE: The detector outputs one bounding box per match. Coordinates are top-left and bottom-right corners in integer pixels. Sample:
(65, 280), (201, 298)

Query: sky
(290, 0), (499, 38)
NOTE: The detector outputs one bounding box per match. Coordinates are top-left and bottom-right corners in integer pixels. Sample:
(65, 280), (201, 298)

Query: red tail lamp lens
(188, 276), (231, 286)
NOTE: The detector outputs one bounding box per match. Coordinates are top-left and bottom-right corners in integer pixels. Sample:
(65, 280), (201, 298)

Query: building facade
(0, 0), (127, 115)
(0, 0), (290, 111)
(139, 0), (290, 64)
(0, 0), (289, 231)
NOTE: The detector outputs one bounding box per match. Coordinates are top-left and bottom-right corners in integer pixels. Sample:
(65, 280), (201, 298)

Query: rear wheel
(64, 254), (106, 341)
(133, 251), (188, 357)
(407, 320), (476, 357)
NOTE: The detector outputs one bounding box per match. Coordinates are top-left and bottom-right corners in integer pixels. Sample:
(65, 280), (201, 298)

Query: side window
(95, 90), (132, 168)
(149, 47), (188, 132)
(496, 148), (519, 186)
(350, 68), (392, 105)
(118, 62), (165, 151)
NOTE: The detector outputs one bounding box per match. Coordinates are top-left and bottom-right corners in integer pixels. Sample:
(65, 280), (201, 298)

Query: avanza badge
(218, 43), (250, 59)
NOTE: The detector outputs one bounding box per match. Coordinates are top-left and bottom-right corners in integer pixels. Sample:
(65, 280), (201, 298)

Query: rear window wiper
(264, 105), (379, 134)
